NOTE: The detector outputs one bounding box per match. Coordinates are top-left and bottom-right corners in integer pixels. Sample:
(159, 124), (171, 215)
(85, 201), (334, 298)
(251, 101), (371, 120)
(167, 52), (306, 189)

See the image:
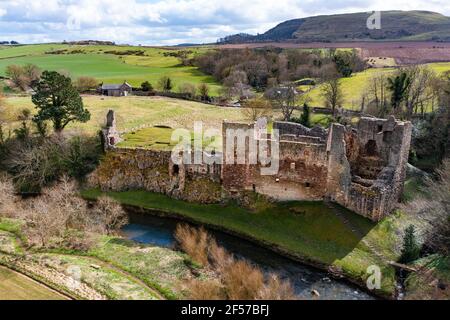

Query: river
(122, 213), (375, 300)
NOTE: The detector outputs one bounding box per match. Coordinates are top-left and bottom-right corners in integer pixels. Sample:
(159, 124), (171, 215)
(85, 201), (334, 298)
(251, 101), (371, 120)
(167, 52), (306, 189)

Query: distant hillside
(220, 11), (450, 43)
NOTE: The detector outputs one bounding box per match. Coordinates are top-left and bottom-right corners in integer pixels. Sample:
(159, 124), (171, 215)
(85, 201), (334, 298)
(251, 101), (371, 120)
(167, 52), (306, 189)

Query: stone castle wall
(89, 147), (223, 204)
(95, 112), (412, 221)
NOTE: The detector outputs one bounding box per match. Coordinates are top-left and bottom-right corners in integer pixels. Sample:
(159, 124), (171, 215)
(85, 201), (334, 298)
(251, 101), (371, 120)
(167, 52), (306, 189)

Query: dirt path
(71, 255), (166, 300)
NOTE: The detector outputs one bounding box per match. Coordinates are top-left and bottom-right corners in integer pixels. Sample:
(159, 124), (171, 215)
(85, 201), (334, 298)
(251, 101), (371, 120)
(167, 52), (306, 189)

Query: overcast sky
(0, 0), (450, 45)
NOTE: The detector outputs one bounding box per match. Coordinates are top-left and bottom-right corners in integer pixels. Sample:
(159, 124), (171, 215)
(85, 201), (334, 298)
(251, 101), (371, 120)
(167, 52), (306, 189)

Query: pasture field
(0, 266), (66, 300)
(3, 95), (246, 135)
(0, 44), (222, 95)
(303, 62), (450, 110)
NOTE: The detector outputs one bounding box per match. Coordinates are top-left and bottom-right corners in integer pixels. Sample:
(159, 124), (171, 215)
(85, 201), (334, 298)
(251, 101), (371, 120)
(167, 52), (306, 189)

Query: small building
(100, 81), (132, 97)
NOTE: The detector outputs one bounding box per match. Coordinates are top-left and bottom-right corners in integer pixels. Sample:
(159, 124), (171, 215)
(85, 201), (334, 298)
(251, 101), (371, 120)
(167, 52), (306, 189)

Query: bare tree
(403, 66), (436, 119)
(365, 72), (389, 117)
(242, 98), (272, 121)
(265, 84), (298, 121)
(5, 64), (41, 91)
(321, 77), (343, 115)
(90, 196), (128, 235)
(405, 160), (450, 256)
(74, 76), (98, 93)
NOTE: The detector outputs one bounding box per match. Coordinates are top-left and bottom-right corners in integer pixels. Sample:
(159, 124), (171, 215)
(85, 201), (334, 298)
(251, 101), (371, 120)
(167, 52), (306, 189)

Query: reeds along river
(121, 213), (375, 300)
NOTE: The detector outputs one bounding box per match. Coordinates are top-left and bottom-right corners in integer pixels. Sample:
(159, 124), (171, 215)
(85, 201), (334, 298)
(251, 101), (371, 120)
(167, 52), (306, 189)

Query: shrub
(74, 76), (98, 92)
(0, 174), (17, 218)
(1, 134), (102, 193)
(158, 76), (173, 92)
(176, 224), (296, 300)
(178, 83), (197, 99)
(90, 196), (128, 235)
(140, 81), (154, 92)
(174, 224), (209, 266)
(18, 177), (127, 250)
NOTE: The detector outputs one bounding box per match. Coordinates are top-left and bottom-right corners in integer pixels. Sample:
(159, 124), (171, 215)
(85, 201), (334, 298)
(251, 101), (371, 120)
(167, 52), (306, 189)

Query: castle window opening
(305, 182), (311, 188)
(173, 164), (180, 175)
(109, 137), (115, 145)
(290, 162), (296, 170)
(365, 139), (378, 156)
(377, 125), (383, 133)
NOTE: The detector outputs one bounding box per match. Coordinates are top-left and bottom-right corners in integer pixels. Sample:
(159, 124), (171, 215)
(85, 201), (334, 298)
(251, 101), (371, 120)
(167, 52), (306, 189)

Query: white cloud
(0, 0), (449, 45)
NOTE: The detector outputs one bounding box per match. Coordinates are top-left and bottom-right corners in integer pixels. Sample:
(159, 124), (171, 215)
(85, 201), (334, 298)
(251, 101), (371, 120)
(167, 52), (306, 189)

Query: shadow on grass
(83, 189), (377, 264)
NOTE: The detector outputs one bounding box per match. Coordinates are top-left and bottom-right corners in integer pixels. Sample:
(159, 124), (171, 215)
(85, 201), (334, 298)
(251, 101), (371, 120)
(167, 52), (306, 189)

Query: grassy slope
(80, 189), (399, 296)
(3, 95), (245, 134)
(0, 44), (222, 95)
(405, 255), (450, 300)
(0, 220), (192, 300)
(304, 63), (450, 110)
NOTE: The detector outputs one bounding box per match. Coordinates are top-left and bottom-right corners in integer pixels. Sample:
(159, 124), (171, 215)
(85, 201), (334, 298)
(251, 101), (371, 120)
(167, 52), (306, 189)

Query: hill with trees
(219, 11), (450, 43)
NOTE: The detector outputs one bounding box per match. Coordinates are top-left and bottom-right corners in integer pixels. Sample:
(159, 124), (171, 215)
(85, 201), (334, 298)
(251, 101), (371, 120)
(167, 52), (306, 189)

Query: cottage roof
(101, 82), (132, 90)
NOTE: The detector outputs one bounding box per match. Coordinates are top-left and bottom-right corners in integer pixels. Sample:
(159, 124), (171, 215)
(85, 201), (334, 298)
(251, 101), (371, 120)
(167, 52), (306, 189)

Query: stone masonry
(93, 111), (412, 222)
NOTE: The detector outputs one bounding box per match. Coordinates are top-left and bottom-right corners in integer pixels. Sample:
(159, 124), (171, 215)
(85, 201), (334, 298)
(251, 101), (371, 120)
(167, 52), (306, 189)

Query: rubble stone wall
(92, 113), (412, 221)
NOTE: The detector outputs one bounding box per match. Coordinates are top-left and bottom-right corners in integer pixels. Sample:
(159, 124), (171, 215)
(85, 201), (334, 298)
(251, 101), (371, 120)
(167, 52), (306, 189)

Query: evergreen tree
(300, 103), (311, 127)
(32, 71), (90, 133)
(387, 72), (412, 111)
(399, 225), (421, 263)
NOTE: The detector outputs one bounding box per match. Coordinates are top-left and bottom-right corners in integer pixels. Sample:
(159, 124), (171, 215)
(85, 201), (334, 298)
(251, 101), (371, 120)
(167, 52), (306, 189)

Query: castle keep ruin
(96, 111), (411, 222)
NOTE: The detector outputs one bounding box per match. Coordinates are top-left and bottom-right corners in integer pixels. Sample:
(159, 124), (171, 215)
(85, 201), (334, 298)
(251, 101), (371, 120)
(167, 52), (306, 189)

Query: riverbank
(0, 218), (198, 300)
(81, 188), (401, 299)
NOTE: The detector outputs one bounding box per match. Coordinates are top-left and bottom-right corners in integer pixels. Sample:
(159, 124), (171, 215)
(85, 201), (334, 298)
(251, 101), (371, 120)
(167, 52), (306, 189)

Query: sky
(0, 0), (450, 46)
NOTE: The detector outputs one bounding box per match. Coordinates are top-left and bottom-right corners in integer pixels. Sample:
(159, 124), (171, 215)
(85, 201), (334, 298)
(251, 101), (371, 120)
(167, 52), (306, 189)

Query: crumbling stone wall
(89, 147), (222, 204)
(326, 116), (412, 221)
(93, 112), (412, 221)
(222, 116), (411, 221)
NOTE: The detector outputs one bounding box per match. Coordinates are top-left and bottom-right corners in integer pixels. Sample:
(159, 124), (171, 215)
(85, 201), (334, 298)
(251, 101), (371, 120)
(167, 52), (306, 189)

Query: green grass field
(0, 44), (222, 95)
(0, 266), (66, 300)
(3, 95), (245, 135)
(304, 62), (450, 110)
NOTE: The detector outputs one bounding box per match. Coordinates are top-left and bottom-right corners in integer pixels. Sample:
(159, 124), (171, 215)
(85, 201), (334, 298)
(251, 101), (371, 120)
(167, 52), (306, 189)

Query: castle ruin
(97, 111), (412, 222)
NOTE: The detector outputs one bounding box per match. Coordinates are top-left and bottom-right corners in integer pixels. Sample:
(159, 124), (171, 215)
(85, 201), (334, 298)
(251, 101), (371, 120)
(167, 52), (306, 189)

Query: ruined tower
(102, 110), (121, 150)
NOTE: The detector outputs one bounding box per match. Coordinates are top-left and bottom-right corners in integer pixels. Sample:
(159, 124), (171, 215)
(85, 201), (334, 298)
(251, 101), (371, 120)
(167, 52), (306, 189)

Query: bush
(178, 83), (197, 99)
(175, 224), (296, 300)
(140, 81), (154, 92)
(1, 134), (102, 193)
(8, 177), (128, 250)
(175, 224), (209, 266)
(74, 76), (98, 92)
(90, 196), (128, 235)
(158, 76), (173, 92)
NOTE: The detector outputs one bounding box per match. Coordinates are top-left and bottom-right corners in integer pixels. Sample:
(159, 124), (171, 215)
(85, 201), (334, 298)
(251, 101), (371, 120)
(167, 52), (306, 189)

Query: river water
(122, 213), (375, 300)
